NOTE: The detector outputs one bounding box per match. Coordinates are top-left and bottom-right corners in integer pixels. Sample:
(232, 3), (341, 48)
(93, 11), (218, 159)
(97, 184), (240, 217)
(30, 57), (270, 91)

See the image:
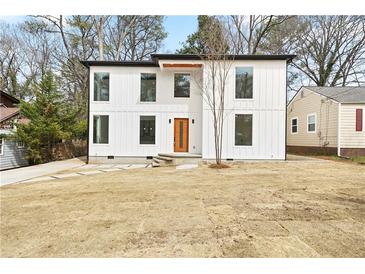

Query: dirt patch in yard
(1, 159), (365, 257)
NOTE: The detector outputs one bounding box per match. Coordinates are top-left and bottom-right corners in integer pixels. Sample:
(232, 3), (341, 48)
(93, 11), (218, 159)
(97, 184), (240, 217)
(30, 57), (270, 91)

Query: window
(356, 109), (363, 131)
(307, 113), (316, 133)
(94, 72), (109, 101)
(93, 115), (109, 144)
(17, 141), (24, 148)
(235, 114), (253, 146)
(140, 116), (155, 144)
(140, 73), (156, 102)
(291, 117), (298, 134)
(174, 73), (190, 97)
(0, 138), (3, 155)
(235, 67), (253, 99)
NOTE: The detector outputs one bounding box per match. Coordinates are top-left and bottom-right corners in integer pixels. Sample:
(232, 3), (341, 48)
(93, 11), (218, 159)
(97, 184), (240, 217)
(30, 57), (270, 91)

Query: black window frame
(140, 73), (157, 102)
(174, 73), (190, 98)
(94, 72), (110, 101)
(235, 67), (253, 99)
(235, 114), (253, 146)
(93, 115), (109, 144)
(140, 115), (156, 145)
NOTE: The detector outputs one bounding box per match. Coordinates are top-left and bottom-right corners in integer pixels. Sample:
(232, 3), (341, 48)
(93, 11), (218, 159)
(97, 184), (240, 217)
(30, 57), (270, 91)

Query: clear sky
(0, 15), (198, 53)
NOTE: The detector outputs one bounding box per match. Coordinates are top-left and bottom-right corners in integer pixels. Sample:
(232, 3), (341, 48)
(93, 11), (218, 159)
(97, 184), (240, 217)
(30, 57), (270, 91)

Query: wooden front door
(174, 118), (189, 152)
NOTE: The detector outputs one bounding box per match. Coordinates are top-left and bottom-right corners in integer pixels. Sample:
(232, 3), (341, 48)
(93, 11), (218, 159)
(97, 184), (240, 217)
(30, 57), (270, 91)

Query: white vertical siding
(202, 60), (287, 160)
(339, 104), (365, 148)
(89, 66), (202, 157)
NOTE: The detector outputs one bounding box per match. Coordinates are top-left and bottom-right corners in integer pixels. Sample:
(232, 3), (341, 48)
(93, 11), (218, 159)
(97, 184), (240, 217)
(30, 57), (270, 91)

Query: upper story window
(140, 116), (155, 144)
(235, 114), (253, 146)
(93, 115), (109, 144)
(291, 117), (298, 134)
(235, 67), (253, 99)
(174, 73), (190, 98)
(307, 113), (316, 133)
(141, 73), (156, 102)
(94, 72), (109, 101)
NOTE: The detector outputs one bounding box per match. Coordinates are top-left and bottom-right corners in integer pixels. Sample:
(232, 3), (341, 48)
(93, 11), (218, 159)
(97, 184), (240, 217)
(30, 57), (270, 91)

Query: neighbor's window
(0, 138), (3, 155)
(307, 114), (316, 132)
(17, 141), (25, 148)
(140, 116), (156, 144)
(141, 73), (156, 102)
(174, 73), (190, 97)
(235, 67), (253, 99)
(94, 72), (109, 101)
(93, 115), (109, 144)
(291, 118), (298, 134)
(235, 114), (253, 146)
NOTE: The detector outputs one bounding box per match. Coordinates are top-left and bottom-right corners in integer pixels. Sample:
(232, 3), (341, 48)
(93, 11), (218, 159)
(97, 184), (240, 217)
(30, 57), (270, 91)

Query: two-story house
(81, 54), (294, 163)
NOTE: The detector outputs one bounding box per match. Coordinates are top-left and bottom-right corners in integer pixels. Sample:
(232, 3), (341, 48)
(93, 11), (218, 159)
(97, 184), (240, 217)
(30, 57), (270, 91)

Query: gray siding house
(0, 90), (28, 170)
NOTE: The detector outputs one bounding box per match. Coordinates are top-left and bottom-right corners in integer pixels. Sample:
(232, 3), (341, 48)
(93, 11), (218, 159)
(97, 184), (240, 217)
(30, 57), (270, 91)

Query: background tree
(177, 15), (228, 54)
(14, 71), (79, 164)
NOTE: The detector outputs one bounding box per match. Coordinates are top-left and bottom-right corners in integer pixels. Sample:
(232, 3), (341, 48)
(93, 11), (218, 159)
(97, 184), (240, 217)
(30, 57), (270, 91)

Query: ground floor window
(291, 117), (298, 134)
(17, 141), (25, 148)
(307, 113), (316, 133)
(93, 115), (109, 144)
(140, 116), (155, 144)
(235, 114), (253, 146)
(0, 138), (3, 155)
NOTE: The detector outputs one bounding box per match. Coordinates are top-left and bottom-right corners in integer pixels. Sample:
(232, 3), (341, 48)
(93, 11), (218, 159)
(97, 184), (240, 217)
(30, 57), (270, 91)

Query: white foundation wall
(202, 60), (287, 160)
(89, 66), (202, 157)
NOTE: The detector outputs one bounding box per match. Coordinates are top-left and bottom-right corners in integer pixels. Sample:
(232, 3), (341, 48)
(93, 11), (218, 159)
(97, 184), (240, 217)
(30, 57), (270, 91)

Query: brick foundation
(287, 145), (337, 156)
(340, 148), (365, 157)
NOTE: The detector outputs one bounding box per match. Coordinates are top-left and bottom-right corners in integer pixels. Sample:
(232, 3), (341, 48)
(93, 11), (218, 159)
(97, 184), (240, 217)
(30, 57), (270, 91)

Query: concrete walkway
(0, 158), (85, 186)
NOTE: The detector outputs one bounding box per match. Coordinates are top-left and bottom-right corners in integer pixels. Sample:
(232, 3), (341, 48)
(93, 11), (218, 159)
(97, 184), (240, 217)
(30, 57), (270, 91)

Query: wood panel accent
(174, 118), (189, 152)
(163, 64), (202, 68)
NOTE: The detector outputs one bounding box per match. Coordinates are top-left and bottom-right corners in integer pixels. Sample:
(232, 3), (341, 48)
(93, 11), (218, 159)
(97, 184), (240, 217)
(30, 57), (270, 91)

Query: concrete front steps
(151, 153), (202, 168)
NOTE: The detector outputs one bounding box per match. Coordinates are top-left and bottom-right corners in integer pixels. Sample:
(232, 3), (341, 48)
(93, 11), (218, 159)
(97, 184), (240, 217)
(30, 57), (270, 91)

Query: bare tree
(193, 18), (235, 166)
(292, 16), (365, 87)
(226, 15), (293, 54)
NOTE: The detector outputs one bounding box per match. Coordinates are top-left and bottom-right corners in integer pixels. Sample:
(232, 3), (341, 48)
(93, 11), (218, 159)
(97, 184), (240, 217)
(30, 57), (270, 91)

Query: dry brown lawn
(1, 158), (365, 257)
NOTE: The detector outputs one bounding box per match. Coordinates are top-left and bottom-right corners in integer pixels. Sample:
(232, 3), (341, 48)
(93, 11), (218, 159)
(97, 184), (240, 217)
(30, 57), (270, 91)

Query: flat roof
(81, 54), (296, 68)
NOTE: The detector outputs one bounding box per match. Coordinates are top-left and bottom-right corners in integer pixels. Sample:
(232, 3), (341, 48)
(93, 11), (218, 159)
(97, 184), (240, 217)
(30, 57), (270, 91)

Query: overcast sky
(0, 15), (198, 53)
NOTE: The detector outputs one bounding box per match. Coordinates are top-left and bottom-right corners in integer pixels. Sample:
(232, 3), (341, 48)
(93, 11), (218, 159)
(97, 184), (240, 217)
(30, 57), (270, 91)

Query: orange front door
(174, 118), (189, 152)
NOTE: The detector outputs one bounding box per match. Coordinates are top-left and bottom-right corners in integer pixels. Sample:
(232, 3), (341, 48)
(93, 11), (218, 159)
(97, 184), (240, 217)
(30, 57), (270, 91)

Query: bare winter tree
(192, 17), (234, 166)
(226, 15), (293, 54)
(292, 16), (365, 87)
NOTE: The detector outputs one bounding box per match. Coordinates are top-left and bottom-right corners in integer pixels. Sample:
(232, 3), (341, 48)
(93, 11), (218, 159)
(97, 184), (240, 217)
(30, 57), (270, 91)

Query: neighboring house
(81, 54), (295, 163)
(287, 86), (365, 157)
(0, 90), (29, 170)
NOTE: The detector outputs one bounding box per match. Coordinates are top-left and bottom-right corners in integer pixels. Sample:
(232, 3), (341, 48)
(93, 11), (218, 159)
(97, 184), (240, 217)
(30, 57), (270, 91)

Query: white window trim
(291, 117), (298, 134)
(92, 114), (110, 145)
(307, 113), (317, 133)
(234, 112), (254, 147)
(92, 72), (110, 103)
(234, 66), (254, 100)
(0, 137), (4, 155)
(140, 72), (157, 103)
(139, 114), (157, 146)
(174, 72), (191, 98)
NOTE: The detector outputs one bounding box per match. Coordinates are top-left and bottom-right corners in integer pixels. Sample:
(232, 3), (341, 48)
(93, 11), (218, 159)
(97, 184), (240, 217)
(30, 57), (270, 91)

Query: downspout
(337, 103), (341, 157)
(285, 62), (288, 160)
(86, 67), (90, 164)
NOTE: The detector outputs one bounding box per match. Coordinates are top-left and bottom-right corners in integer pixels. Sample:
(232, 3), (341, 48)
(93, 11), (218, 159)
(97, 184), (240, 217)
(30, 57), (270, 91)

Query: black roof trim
(151, 54), (296, 62)
(81, 54), (296, 68)
(0, 90), (20, 104)
(80, 60), (158, 68)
